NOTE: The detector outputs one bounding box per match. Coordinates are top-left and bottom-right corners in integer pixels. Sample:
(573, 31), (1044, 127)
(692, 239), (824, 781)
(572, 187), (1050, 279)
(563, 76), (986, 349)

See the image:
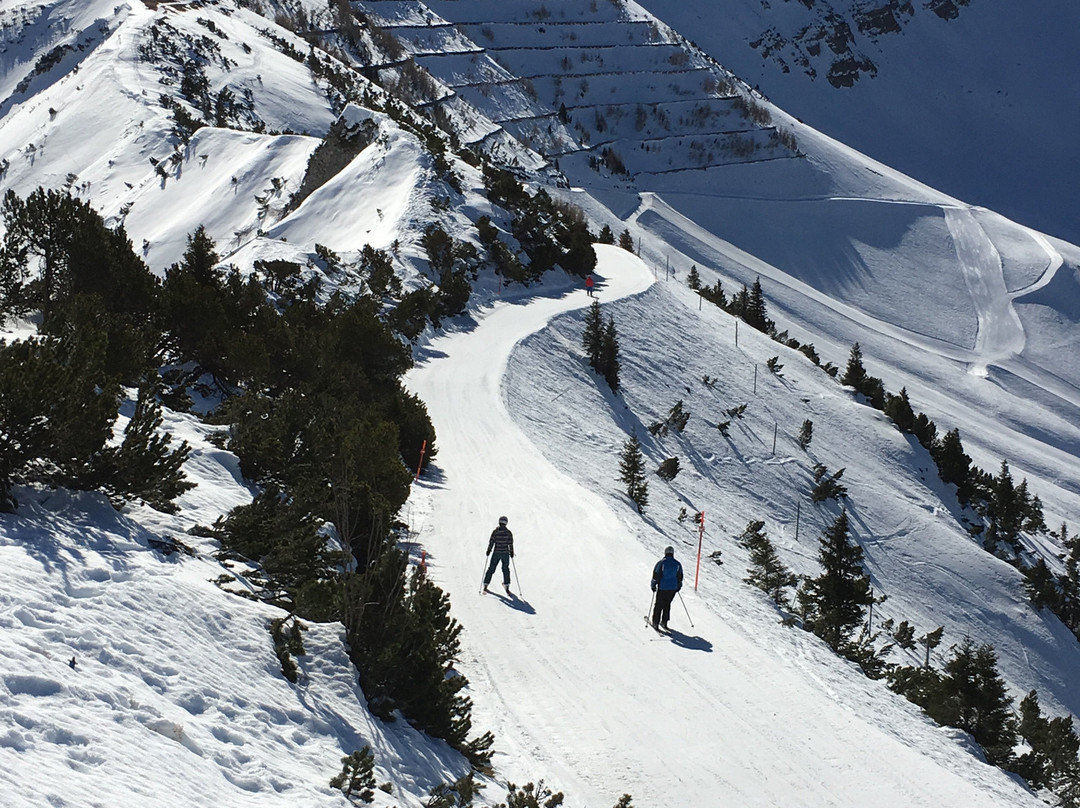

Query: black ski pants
(652, 588), (677, 627)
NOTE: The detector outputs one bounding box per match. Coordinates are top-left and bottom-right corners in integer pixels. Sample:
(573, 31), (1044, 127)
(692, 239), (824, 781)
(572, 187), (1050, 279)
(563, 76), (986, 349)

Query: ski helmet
(664, 545), (674, 556)
(499, 515), (508, 526)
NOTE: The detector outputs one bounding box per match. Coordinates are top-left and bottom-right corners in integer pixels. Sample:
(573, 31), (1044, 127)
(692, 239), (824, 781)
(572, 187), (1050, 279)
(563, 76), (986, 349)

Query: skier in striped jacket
(483, 515), (514, 593)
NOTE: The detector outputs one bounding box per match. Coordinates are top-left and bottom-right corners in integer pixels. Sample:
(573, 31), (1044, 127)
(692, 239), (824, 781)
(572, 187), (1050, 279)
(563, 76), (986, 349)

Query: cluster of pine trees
(0, 188), (191, 512)
(671, 266), (1080, 802)
(691, 266), (1073, 643)
(581, 300), (620, 392)
(0, 188), (492, 767)
(740, 508), (1080, 802)
(481, 165), (597, 285)
(837, 341), (1080, 644)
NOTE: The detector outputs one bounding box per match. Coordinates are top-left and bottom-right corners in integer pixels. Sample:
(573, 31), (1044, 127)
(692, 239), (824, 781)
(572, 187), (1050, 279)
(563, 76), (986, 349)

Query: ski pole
(645, 590), (656, 627)
(511, 556), (522, 597)
(480, 555), (490, 594)
(677, 591), (694, 628)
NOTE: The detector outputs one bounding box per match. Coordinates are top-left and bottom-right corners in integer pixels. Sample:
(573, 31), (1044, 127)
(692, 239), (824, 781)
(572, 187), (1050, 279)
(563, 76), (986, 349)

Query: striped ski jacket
(487, 526), (514, 556)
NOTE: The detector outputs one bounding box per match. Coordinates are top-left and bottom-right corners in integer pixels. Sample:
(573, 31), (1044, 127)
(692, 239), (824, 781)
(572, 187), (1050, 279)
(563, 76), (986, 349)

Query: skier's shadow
(664, 629), (712, 652)
(492, 591), (536, 615)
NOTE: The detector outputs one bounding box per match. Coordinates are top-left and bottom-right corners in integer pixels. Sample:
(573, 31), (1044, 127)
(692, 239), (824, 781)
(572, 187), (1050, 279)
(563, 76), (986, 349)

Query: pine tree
(883, 387), (916, 433)
(932, 427), (974, 503)
(982, 460), (1040, 553)
(597, 223), (614, 244)
(841, 342), (867, 389)
(330, 747), (376, 803)
(599, 315), (620, 392)
(727, 284), (748, 320)
(582, 300), (603, 365)
(0, 338), (188, 514)
(1015, 689), (1080, 793)
(840, 342), (885, 408)
(1024, 558), (1061, 613)
(1059, 524), (1080, 636)
(94, 375), (193, 512)
(925, 638), (1017, 767)
(741, 520), (796, 607)
(797, 419), (813, 450)
(499, 781), (564, 808)
(797, 510), (874, 652)
(619, 433), (648, 513)
(686, 265), (701, 290)
(0, 335), (107, 508)
(810, 463), (847, 502)
(744, 277), (770, 332)
(1, 188), (160, 381)
(617, 229), (634, 252)
(425, 774), (484, 808)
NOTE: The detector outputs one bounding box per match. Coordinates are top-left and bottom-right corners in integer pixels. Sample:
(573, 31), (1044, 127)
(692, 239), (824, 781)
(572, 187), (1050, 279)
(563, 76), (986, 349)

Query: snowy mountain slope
(406, 245), (1047, 807)
(0, 421), (469, 808)
(504, 248), (1080, 724)
(370, 0), (1080, 512)
(2, 0), (1080, 805)
(634, 0), (1080, 246)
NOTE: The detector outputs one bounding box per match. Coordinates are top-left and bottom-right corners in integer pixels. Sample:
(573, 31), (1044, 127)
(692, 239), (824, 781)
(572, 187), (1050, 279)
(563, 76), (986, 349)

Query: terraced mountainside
(365, 0), (797, 177)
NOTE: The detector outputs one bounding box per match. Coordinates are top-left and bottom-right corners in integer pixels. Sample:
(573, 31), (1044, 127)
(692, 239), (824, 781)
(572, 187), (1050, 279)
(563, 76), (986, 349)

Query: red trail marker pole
(694, 511), (705, 590)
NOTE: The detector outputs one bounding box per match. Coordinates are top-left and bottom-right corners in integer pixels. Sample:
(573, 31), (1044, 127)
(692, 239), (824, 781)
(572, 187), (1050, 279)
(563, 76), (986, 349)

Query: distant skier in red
(585, 273), (595, 297)
(484, 515), (514, 593)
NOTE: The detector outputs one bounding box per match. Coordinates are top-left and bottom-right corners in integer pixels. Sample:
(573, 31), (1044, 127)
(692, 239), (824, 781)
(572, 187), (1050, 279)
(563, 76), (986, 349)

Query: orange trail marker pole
(694, 511), (705, 590)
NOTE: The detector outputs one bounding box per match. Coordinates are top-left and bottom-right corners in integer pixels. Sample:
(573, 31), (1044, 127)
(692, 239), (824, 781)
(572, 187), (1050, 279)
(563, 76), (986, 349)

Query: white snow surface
(3, 0), (1080, 805)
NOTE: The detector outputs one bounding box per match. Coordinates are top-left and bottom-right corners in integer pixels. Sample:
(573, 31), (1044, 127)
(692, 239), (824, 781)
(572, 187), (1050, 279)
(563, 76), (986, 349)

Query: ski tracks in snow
(943, 205), (1070, 396)
(944, 206), (1025, 377)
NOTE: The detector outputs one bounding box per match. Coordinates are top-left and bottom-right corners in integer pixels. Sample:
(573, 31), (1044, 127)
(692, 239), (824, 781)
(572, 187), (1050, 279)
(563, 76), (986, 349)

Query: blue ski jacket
(652, 557), (683, 591)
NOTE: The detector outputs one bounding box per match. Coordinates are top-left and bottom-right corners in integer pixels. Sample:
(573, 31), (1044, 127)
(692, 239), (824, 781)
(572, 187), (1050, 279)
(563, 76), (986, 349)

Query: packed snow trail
(943, 206), (1025, 377)
(405, 245), (1042, 807)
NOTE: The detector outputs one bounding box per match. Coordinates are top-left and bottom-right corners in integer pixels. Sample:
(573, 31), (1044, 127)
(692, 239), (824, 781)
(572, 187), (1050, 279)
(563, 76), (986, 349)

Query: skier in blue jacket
(651, 546), (683, 630)
(483, 515), (514, 593)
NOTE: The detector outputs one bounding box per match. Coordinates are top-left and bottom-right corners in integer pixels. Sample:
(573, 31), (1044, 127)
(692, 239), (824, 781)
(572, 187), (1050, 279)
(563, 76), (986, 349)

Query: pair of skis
(644, 615), (671, 635)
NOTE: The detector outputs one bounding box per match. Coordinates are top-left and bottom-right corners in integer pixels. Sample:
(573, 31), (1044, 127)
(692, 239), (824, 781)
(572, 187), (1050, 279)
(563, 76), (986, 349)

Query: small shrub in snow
(330, 746), (376, 803)
(810, 463), (847, 503)
(656, 457), (680, 480)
